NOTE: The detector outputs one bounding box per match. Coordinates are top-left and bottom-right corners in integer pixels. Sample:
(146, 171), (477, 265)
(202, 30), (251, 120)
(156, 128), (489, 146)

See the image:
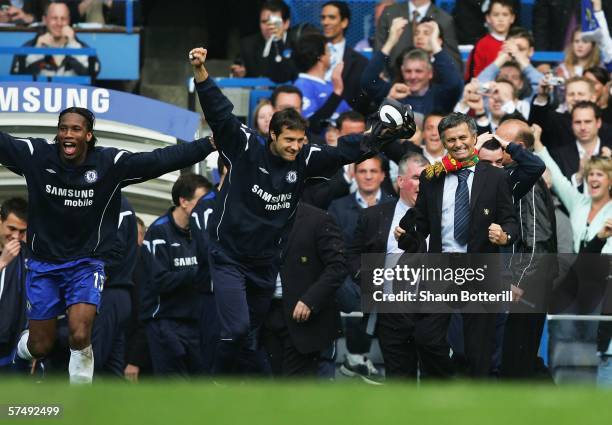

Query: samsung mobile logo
(0, 87), (110, 113)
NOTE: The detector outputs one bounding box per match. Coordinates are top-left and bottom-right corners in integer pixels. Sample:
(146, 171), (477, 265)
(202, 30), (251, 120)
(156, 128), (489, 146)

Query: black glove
(397, 209), (426, 253)
(363, 98), (417, 153)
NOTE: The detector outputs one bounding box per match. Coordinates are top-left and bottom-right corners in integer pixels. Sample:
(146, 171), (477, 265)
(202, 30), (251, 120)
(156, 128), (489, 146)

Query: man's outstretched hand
(189, 47), (209, 83)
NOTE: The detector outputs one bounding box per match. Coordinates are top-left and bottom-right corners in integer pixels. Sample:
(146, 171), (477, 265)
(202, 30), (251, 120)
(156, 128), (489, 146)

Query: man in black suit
(261, 203), (346, 376)
(329, 154), (394, 383)
(396, 113), (518, 377)
(230, 0), (297, 83)
(348, 152), (456, 379)
(550, 101), (612, 191)
(329, 155), (396, 243)
(320, 1), (372, 114)
(375, 0), (461, 71)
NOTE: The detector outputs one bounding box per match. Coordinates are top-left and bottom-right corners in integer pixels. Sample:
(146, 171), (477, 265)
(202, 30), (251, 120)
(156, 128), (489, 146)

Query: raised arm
(190, 47), (253, 161)
(533, 128), (585, 212)
(504, 141), (546, 202)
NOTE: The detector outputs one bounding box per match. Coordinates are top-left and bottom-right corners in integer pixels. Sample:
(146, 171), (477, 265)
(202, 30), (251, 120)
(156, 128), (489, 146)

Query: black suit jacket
(400, 161), (518, 254)
(550, 140), (612, 183)
(346, 201), (397, 278)
(279, 203), (345, 354)
(341, 47), (372, 114)
(238, 32), (295, 82)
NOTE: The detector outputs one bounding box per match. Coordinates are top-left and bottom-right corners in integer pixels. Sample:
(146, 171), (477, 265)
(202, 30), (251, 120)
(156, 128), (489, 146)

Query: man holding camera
(230, 0), (298, 83)
(530, 76), (612, 155)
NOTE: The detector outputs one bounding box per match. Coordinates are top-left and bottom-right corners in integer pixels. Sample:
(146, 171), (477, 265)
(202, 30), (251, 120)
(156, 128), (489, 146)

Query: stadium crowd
(0, 0), (611, 386)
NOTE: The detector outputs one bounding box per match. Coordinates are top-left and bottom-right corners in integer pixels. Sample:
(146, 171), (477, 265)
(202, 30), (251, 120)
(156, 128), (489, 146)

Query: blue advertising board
(0, 81), (199, 141)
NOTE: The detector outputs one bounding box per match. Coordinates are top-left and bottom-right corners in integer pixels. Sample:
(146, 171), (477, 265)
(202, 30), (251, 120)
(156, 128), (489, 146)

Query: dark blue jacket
(140, 209), (206, 321)
(328, 191), (396, 245)
(195, 77), (368, 263)
(0, 246), (26, 362)
(190, 190), (217, 293)
(104, 195), (137, 288)
(360, 49), (463, 115)
(0, 131), (214, 263)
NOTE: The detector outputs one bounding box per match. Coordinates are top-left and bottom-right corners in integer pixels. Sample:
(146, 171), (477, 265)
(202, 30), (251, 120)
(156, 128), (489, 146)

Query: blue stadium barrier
(0, 46), (97, 84)
(0, 46), (97, 57)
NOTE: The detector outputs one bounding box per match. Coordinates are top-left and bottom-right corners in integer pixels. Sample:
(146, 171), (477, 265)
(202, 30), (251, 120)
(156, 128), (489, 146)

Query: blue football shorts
(26, 257), (105, 320)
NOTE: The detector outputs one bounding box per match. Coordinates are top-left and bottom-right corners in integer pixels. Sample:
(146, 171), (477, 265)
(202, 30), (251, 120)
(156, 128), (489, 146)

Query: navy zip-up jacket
(0, 133), (214, 263)
(104, 195), (138, 288)
(195, 77), (367, 262)
(140, 208), (205, 321)
(190, 190), (216, 293)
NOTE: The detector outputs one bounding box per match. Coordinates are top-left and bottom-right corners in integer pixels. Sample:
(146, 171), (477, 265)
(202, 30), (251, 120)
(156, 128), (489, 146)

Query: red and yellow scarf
(424, 150), (479, 180)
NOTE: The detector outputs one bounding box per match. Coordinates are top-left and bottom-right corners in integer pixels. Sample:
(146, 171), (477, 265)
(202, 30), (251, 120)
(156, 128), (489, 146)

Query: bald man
(478, 118), (545, 202)
(11, 2), (97, 77)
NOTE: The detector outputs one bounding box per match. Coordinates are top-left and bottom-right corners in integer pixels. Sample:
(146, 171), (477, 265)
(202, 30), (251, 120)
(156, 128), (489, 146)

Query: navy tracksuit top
(0, 131), (214, 263)
(195, 77), (366, 263)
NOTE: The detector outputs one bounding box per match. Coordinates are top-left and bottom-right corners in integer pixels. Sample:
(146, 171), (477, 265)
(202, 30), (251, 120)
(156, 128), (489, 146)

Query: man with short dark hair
(1, 105), (214, 383)
(396, 113), (518, 377)
(0, 197), (28, 371)
(320, 1), (370, 113)
(141, 174), (212, 376)
(530, 76), (612, 151)
(271, 85), (303, 114)
(293, 33), (351, 125)
(552, 101), (612, 189)
(190, 46), (378, 375)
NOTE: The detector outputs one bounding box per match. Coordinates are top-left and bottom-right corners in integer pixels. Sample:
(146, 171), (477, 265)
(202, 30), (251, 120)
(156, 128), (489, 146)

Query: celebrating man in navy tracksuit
(0, 107), (215, 383)
(189, 46), (378, 375)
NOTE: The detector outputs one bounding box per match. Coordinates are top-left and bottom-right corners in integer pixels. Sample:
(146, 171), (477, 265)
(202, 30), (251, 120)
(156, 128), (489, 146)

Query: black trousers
(91, 287), (131, 377)
(146, 319), (203, 377)
(500, 313), (546, 379)
(261, 300), (320, 377)
(462, 313), (498, 377)
(376, 313), (454, 379)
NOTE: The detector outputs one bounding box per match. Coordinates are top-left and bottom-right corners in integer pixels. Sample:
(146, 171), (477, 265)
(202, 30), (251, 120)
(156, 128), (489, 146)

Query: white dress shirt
(325, 38), (346, 81)
(441, 166), (475, 253)
(408, 1), (431, 22)
(355, 189), (382, 209)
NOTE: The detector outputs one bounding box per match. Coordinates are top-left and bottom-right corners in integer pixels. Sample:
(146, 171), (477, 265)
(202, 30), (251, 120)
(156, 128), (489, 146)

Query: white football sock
(16, 330), (33, 361)
(69, 345), (94, 384)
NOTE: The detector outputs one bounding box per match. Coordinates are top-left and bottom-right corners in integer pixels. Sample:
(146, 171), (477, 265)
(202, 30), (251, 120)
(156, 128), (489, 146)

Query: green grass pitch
(0, 378), (611, 425)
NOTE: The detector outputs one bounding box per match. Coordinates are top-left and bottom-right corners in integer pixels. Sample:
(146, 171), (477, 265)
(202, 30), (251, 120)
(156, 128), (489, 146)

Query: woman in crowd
(556, 29), (601, 80)
(252, 99), (274, 138)
(534, 126), (612, 386)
